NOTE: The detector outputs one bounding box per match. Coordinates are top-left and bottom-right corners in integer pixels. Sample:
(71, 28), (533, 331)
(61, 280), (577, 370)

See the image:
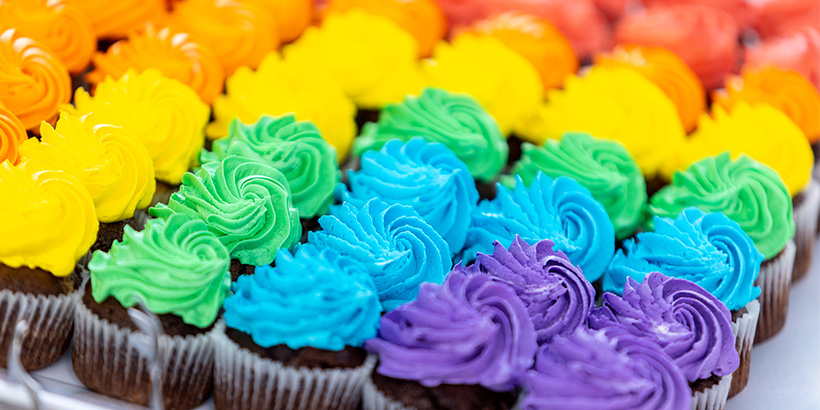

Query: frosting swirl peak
(0, 104), (27, 165)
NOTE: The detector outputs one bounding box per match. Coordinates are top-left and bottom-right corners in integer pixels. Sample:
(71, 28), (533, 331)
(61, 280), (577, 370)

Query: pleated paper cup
(792, 180), (820, 281)
(362, 376), (413, 410)
(692, 374), (732, 410)
(755, 241), (796, 343)
(728, 299), (761, 397)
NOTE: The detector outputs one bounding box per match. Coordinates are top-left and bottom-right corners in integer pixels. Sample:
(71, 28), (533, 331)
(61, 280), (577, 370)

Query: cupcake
(641, 0), (755, 29)
(0, 161), (97, 369)
(521, 327), (691, 410)
(150, 155), (301, 281)
(465, 12), (578, 91)
(321, 0), (447, 58)
(649, 153), (795, 343)
(463, 173), (615, 284)
(243, 0), (312, 43)
(0, 29), (71, 131)
(752, 0), (819, 39)
(364, 267), (537, 410)
(595, 45), (706, 133)
(592, 272), (740, 408)
(18, 112), (156, 254)
(469, 237), (595, 345)
(214, 244), (382, 410)
(88, 25), (224, 104)
(423, 33), (543, 136)
(208, 53), (357, 162)
(201, 114), (340, 220)
(615, 4), (739, 89)
(680, 103), (816, 281)
(67, 68), (210, 204)
(504, 132), (647, 241)
(62, 0), (166, 40)
(744, 26), (820, 90)
(339, 138), (478, 253)
(352, 87), (508, 185)
(75, 214), (230, 409)
(309, 198), (451, 311)
(0, 104), (27, 165)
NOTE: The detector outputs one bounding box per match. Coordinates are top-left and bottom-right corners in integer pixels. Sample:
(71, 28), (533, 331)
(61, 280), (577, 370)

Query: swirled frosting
(596, 45), (706, 133)
(521, 66), (685, 179)
(89, 214), (230, 328)
(19, 113), (155, 223)
(591, 272), (739, 382)
(713, 67), (820, 143)
(150, 155), (301, 266)
(506, 132), (646, 240)
(340, 138), (478, 252)
(0, 104), (27, 165)
(353, 87), (508, 182)
(322, 0), (446, 57)
(169, 0), (279, 75)
(752, 0), (819, 39)
(243, 0), (312, 43)
(68, 68), (209, 185)
(88, 26), (224, 104)
(424, 33), (543, 135)
(464, 174), (615, 282)
(284, 10), (425, 109)
(62, 0), (166, 40)
(521, 328), (691, 410)
(745, 27), (820, 90)
(0, 29), (71, 130)
(0, 0), (95, 74)
(469, 237), (594, 344)
(309, 199), (451, 311)
(224, 244), (382, 350)
(208, 53), (356, 162)
(642, 0), (755, 28)
(0, 161), (98, 277)
(366, 268), (537, 391)
(615, 4), (738, 89)
(467, 12), (577, 91)
(202, 114), (339, 218)
(681, 102), (813, 196)
(650, 153), (794, 260)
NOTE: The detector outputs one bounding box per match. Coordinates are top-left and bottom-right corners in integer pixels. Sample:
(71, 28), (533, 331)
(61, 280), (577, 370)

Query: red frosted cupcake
(745, 26), (820, 90)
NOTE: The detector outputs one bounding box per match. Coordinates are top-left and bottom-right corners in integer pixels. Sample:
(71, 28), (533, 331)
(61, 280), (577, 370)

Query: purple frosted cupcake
(591, 272), (738, 410)
(521, 328), (691, 410)
(468, 237), (595, 345)
(364, 268), (538, 410)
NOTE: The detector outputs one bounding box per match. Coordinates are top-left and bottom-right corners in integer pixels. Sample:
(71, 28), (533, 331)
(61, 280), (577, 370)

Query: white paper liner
(212, 320), (376, 410)
(692, 374), (732, 410)
(362, 376), (414, 410)
(0, 287), (75, 370)
(132, 208), (151, 229)
(728, 299), (761, 397)
(72, 296), (215, 409)
(792, 180), (820, 281)
(755, 240), (796, 343)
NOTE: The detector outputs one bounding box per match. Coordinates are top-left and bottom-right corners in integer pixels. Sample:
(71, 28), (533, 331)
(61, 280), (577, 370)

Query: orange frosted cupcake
(465, 12), (578, 91)
(243, 0), (313, 43)
(615, 4), (739, 89)
(169, 0), (279, 75)
(321, 0), (447, 57)
(745, 27), (820, 91)
(0, 104), (27, 165)
(88, 25), (224, 104)
(0, 0), (96, 75)
(596, 45), (706, 133)
(0, 29), (71, 131)
(62, 0), (167, 40)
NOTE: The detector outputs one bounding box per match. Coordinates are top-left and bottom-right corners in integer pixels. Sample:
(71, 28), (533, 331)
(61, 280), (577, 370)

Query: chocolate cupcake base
(791, 180), (820, 282)
(212, 321), (375, 410)
(364, 373), (516, 410)
(692, 374), (732, 410)
(728, 299), (760, 397)
(755, 241), (795, 343)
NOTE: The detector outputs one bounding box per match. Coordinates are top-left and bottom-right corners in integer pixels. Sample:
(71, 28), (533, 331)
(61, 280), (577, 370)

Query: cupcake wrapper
(0, 288), (75, 370)
(133, 209), (151, 229)
(692, 374), (732, 410)
(755, 241), (796, 343)
(212, 320), (375, 410)
(792, 180), (820, 281)
(728, 299), (760, 398)
(72, 299), (214, 410)
(362, 376), (413, 410)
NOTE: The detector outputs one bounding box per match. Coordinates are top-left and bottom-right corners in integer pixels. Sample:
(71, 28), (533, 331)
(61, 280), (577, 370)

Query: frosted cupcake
(0, 104), (27, 165)
(214, 244), (382, 410)
(339, 138), (478, 254)
(592, 272), (739, 408)
(744, 26), (819, 90)
(0, 161), (97, 369)
(364, 267), (537, 410)
(75, 214), (230, 409)
(650, 154), (795, 343)
(463, 173), (614, 284)
(63, 0), (166, 40)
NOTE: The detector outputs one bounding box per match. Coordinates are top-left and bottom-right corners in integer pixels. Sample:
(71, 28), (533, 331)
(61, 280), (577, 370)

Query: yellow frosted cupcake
(66, 69), (209, 202)
(209, 53), (357, 162)
(424, 33), (543, 136)
(19, 112), (156, 253)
